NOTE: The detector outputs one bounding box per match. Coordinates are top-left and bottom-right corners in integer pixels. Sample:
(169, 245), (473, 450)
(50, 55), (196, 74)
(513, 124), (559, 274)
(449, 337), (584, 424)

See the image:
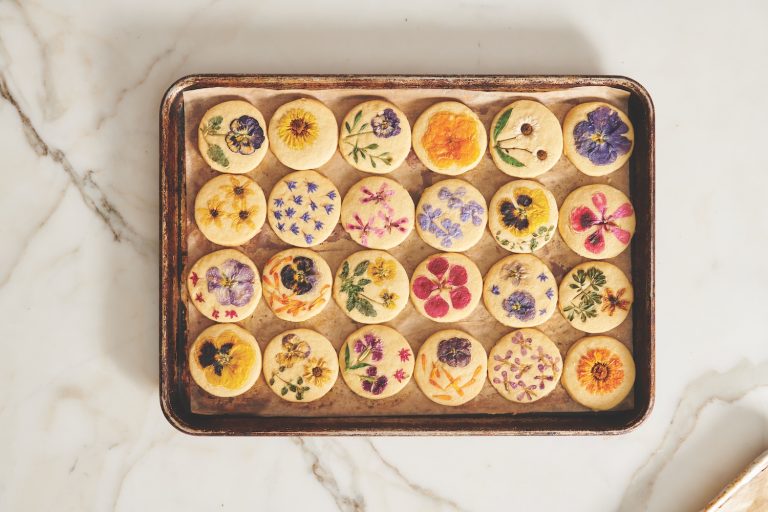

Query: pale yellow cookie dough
(338, 325), (415, 400)
(197, 100), (269, 174)
(267, 170), (341, 247)
(261, 248), (332, 322)
(194, 174), (266, 246)
(340, 176), (414, 249)
(561, 335), (635, 411)
(415, 179), (488, 251)
(558, 261), (633, 333)
(268, 98), (338, 170)
(333, 250), (409, 324)
(488, 179), (558, 253)
(189, 323), (262, 398)
(409, 253), (482, 323)
(339, 100), (411, 174)
(263, 329), (339, 403)
(412, 101), (487, 175)
(187, 249), (261, 322)
(489, 100), (563, 178)
(558, 184), (635, 259)
(562, 101), (635, 176)
(488, 328), (562, 403)
(483, 254), (557, 328)
(413, 330), (487, 406)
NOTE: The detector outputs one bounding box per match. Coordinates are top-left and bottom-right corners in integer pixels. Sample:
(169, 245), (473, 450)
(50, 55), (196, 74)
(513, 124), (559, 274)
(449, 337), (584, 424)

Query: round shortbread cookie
(558, 261), (633, 333)
(194, 174), (267, 246)
(189, 324), (262, 398)
(412, 101), (487, 175)
(558, 184), (635, 259)
(338, 325), (415, 399)
(333, 250), (409, 324)
(489, 100), (563, 178)
(267, 170), (341, 247)
(410, 253), (482, 322)
(187, 249), (261, 322)
(488, 328), (562, 403)
(340, 176), (414, 249)
(415, 179), (487, 251)
(489, 179), (558, 253)
(261, 248), (333, 322)
(561, 335), (635, 411)
(263, 329), (339, 402)
(413, 330), (487, 406)
(339, 100), (411, 174)
(197, 100), (269, 174)
(563, 102), (634, 176)
(483, 254), (557, 328)
(268, 98), (338, 170)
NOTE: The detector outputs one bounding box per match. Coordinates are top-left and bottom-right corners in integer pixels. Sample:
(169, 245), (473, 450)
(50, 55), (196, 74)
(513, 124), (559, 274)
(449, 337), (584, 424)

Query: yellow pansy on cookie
(189, 324), (262, 398)
(483, 254), (557, 328)
(489, 180), (558, 253)
(558, 184), (635, 259)
(339, 100), (411, 174)
(414, 330), (487, 406)
(415, 179), (487, 252)
(409, 253), (482, 323)
(559, 262), (633, 333)
(263, 329), (339, 402)
(488, 328), (562, 403)
(489, 100), (563, 178)
(339, 325), (414, 400)
(563, 102), (634, 176)
(340, 176), (414, 249)
(261, 249), (332, 322)
(194, 174), (266, 246)
(268, 98), (338, 170)
(187, 249), (261, 322)
(333, 250), (409, 324)
(197, 100), (269, 174)
(561, 335), (635, 411)
(412, 101), (487, 175)
(267, 170), (341, 247)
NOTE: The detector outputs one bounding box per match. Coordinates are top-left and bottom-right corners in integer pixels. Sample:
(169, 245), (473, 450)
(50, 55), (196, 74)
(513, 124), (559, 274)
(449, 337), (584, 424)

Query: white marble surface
(1, 1), (767, 511)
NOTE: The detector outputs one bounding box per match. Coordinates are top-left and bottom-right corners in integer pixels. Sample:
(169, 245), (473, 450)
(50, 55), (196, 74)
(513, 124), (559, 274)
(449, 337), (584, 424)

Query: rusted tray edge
(160, 74), (655, 436)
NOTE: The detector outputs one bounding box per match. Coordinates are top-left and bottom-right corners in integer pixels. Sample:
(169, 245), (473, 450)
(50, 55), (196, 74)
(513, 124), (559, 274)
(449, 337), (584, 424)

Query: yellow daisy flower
(380, 290), (399, 309)
(196, 196), (226, 228)
(229, 204), (259, 232)
(303, 357), (332, 387)
(219, 176), (255, 202)
(197, 330), (256, 390)
(367, 257), (397, 285)
(277, 108), (318, 150)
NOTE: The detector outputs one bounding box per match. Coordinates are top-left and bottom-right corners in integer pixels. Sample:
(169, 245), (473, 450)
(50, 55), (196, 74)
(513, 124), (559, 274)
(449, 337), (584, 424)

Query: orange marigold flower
(576, 348), (624, 394)
(421, 112), (480, 168)
(601, 287), (630, 316)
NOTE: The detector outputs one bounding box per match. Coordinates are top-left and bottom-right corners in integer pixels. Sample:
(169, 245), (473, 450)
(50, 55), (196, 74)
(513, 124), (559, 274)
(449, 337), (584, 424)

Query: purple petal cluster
(573, 106), (631, 165)
(437, 337), (472, 368)
(370, 108), (401, 138)
(206, 259), (255, 307)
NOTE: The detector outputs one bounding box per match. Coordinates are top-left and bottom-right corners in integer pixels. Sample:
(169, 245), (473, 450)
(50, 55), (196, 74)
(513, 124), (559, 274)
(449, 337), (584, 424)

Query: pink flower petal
(606, 223), (631, 244)
(610, 202), (634, 220)
(591, 192), (608, 215)
(412, 276), (438, 300)
(585, 228), (606, 254)
(447, 265), (468, 286)
(424, 295), (450, 318)
(570, 206), (598, 232)
(427, 257), (449, 280)
(449, 286), (471, 309)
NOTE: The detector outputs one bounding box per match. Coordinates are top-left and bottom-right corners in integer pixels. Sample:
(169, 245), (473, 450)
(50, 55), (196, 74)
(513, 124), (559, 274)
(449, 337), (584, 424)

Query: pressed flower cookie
(483, 254), (557, 328)
(558, 184), (635, 259)
(489, 100), (563, 178)
(194, 174), (267, 246)
(563, 102), (634, 176)
(410, 253), (482, 322)
(414, 330), (487, 406)
(340, 176), (415, 249)
(412, 101), (487, 175)
(189, 324), (262, 398)
(561, 335), (635, 411)
(339, 100), (411, 174)
(559, 261), (633, 333)
(267, 170), (341, 247)
(261, 248), (333, 322)
(263, 329), (339, 402)
(197, 100), (269, 174)
(339, 325), (414, 399)
(488, 328), (562, 403)
(415, 179), (487, 251)
(333, 250), (409, 324)
(268, 98), (338, 170)
(489, 180), (558, 253)
(187, 249), (261, 322)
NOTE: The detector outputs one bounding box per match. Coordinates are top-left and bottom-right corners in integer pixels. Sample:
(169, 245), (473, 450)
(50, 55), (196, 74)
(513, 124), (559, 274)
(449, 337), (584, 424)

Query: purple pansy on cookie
(206, 258), (255, 306)
(573, 106), (631, 166)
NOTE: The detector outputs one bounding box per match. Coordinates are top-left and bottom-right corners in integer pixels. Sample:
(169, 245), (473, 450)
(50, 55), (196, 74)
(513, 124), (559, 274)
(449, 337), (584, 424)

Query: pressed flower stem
(344, 131), (376, 139)
(495, 133), (522, 144)
(497, 144), (534, 155)
(359, 292), (386, 306)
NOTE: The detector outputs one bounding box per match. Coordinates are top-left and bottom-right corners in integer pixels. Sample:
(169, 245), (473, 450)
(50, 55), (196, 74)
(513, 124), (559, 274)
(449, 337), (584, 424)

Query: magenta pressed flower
(206, 259), (255, 307)
(412, 257), (472, 318)
(569, 192), (634, 254)
(354, 333), (383, 362)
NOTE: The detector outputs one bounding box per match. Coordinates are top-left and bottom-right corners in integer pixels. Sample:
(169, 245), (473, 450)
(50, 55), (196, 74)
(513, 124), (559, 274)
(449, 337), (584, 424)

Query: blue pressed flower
(537, 272), (548, 282)
(545, 288), (554, 300)
(324, 204), (334, 214)
(314, 220), (324, 231)
(326, 190), (337, 200)
(290, 223), (299, 235)
(286, 180), (297, 190)
(300, 212), (311, 223)
(502, 291), (536, 321)
(277, 222), (285, 232)
(273, 210), (283, 220)
(309, 200), (318, 211)
(285, 207), (296, 218)
(370, 108), (401, 138)
(491, 285), (500, 295)
(224, 115), (265, 155)
(539, 308), (548, 316)
(304, 233), (313, 244)
(307, 182), (318, 193)
(573, 106), (632, 166)
(273, 198), (285, 208)
(459, 200), (484, 225)
(439, 186), (466, 210)
(293, 195), (303, 205)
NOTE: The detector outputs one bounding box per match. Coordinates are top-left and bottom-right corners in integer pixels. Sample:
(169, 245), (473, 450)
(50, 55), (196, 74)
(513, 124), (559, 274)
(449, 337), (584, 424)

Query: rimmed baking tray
(160, 75), (654, 435)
